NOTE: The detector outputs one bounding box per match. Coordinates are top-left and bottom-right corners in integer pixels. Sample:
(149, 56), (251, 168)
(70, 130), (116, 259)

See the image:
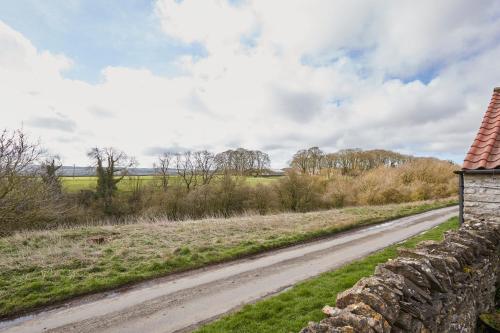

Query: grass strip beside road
(0, 198), (455, 318)
(195, 217), (460, 333)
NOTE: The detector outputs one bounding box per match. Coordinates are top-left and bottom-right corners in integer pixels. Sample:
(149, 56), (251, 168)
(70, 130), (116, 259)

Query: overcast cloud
(0, 1), (499, 167)
(26, 115), (76, 132)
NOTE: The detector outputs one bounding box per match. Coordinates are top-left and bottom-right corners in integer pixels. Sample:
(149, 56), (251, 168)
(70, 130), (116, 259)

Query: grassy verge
(195, 217), (459, 333)
(0, 198), (455, 318)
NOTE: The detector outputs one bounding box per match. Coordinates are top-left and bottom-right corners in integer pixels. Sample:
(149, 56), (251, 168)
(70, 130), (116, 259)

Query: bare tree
(176, 151), (196, 191)
(88, 147), (136, 212)
(325, 149), (411, 175)
(0, 129), (68, 234)
(291, 149), (309, 174)
(292, 147), (411, 175)
(253, 150), (271, 176)
(307, 147), (324, 175)
(194, 150), (218, 185)
(215, 150), (234, 175)
(41, 155), (63, 194)
(322, 153), (337, 179)
(0, 129), (42, 200)
(232, 148), (249, 175)
(154, 152), (173, 191)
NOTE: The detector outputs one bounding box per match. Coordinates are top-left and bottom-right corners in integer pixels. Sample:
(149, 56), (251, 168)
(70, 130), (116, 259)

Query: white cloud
(1, 1), (500, 167)
(0, 22), (68, 71)
(155, 0), (256, 52)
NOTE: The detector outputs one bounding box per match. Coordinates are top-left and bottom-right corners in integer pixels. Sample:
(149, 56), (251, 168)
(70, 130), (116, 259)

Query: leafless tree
(41, 155), (63, 194)
(293, 146), (413, 176)
(0, 129), (42, 200)
(88, 147), (136, 212)
(176, 151), (196, 191)
(325, 149), (411, 175)
(230, 148), (249, 175)
(306, 147), (324, 175)
(194, 150), (218, 185)
(0, 129), (68, 234)
(252, 150), (271, 176)
(322, 153), (337, 179)
(155, 152), (173, 191)
(291, 149), (309, 174)
(215, 150), (233, 175)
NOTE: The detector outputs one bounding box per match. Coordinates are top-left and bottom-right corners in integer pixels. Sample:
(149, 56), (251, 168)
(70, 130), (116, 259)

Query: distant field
(61, 175), (282, 192)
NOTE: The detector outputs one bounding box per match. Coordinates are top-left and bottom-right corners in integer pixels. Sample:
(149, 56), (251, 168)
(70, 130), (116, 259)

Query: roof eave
(455, 168), (500, 175)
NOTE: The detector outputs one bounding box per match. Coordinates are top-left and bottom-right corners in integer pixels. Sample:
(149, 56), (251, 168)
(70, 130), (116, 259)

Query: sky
(1, 0), (499, 168)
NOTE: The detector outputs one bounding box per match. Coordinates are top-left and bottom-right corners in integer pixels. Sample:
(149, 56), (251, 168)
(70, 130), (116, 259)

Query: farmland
(60, 175), (282, 192)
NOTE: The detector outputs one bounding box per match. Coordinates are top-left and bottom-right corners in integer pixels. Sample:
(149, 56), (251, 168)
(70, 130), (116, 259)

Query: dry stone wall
(299, 220), (500, 333)
(464, 174), (500, 223)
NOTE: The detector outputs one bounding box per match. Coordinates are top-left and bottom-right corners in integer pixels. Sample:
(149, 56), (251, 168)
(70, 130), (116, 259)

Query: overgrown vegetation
(194, 217), (460, 333)
(0, 129), (458, 235)
(88, 147), (136, 214)
(0, 130), (66, 233)
(0, 199), (454, 318)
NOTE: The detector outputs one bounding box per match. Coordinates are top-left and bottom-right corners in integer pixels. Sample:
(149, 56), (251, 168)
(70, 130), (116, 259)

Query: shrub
(246, 183), (279, 215)
(0, 178), (66, 235)
(275, 171), (326, 212)
(211, 175), (248, 217)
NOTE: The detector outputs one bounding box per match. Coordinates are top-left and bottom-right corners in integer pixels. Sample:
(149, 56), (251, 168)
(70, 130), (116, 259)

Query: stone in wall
(299, 220), (500, 333)
(463, 174), (500, 223)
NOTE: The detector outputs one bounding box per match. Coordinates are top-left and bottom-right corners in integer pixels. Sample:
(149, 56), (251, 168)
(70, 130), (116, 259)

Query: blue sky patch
(0, 0), (206, 83)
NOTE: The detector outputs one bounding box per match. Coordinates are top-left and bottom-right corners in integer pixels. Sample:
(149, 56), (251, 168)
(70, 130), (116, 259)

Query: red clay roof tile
(463, 87), (500, 169)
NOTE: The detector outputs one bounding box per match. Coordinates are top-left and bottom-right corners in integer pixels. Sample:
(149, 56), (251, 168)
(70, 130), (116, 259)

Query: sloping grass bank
(195, 217), (459, 333)
(0, 198), (455, 318)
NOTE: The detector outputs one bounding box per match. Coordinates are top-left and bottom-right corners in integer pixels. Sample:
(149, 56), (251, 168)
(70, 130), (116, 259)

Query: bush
(0, 178), (66, 235)
(163, 186), (188, 220)
(275, 171), (326, 212)
(246, 184), (279, 215)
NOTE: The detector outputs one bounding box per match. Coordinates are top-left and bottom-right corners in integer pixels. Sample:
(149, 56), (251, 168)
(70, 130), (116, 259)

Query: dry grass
(0, 197), (455, 318)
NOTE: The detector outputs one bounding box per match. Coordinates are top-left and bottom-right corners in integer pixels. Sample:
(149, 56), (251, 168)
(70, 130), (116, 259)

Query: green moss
(480, 310), (500, 330)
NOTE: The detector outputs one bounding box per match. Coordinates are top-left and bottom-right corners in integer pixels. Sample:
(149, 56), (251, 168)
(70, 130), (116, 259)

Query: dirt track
(0, 206), (457, 333)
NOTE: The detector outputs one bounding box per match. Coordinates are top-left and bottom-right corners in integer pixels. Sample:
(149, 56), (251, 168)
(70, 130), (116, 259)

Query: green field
(61, 175), (282, 192)
(195, 217), (459, 333)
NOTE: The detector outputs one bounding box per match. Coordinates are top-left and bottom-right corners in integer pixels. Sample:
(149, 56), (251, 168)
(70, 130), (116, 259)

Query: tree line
(291, 147), (412, 176)
(155, 148), (271, 191)
(0, 128), (457, 235)
(0, 129), (274, 226)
